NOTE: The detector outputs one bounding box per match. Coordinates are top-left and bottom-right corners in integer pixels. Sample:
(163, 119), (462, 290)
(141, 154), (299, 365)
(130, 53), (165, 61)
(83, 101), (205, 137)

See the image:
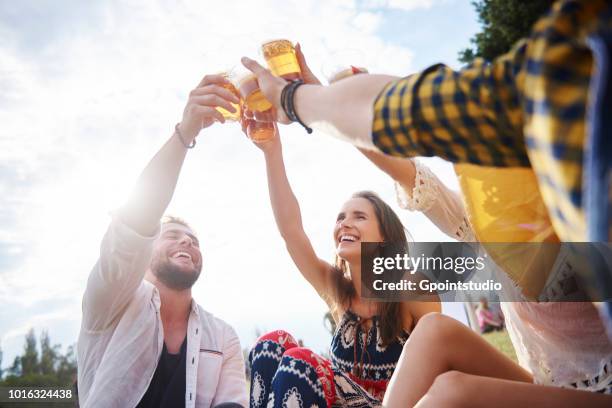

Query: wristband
(174, 123), (196, 149)
(280, 80), (313, 134)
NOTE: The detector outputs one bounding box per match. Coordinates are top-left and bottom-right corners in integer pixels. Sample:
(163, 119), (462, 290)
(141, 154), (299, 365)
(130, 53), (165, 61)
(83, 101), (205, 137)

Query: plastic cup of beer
(261, 39), (302, 81)
(247, 120), (275, 142)
(215, 71), (242, 121)
(327, 66), (369, 84)
(322, 49), (368, 84)
(236, 73), (273, 113)
(243, 109), (275, 142)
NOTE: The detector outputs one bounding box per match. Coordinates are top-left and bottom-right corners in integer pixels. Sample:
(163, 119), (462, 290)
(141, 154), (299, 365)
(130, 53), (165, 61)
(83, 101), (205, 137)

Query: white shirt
(77, 218), (248, 408)
(395, 159), (474, 242)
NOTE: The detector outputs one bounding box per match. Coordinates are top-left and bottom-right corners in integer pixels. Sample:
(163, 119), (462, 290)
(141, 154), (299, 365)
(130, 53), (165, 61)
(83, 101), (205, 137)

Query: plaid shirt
(372, 0), (612, 241)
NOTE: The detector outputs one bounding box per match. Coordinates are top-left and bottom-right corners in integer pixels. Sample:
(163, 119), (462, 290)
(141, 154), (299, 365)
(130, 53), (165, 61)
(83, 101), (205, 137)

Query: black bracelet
(280, 80), (300, 122)
(280, 83), (292, 120)
(280, 80), (313, 134)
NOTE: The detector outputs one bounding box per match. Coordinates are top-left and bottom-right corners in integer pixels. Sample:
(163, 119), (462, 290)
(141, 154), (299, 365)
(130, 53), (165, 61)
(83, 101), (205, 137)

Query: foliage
(0, 329), (76, 388)
(459, 0), (555, 63)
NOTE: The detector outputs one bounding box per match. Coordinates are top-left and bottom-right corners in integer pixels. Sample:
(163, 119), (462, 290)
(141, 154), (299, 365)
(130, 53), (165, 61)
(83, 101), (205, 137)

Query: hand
(241, 57), (291, 124)
(295, 43), (322, 85)
(240, 109), (281, 153)
(178, 74), (240, 141)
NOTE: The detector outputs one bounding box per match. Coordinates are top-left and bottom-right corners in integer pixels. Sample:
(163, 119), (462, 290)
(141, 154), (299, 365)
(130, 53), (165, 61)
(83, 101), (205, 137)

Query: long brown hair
(329, 191), (409, 346)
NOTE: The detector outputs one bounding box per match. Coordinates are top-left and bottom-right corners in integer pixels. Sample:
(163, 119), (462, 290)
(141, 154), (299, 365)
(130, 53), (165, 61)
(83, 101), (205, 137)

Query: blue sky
(0, 0), (479, 371)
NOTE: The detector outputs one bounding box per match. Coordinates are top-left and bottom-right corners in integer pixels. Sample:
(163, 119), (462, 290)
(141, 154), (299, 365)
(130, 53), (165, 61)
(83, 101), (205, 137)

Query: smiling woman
(244, 116), (441, 407)
(334, 195), (384, 262)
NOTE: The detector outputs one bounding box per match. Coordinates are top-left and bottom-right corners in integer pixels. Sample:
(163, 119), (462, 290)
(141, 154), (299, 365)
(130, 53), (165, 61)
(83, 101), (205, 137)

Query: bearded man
(77, 74), (248, 408)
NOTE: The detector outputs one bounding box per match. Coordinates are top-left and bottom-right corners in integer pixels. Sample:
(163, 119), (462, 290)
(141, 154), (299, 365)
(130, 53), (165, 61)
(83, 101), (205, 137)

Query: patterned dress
(249, 311), (408, 408)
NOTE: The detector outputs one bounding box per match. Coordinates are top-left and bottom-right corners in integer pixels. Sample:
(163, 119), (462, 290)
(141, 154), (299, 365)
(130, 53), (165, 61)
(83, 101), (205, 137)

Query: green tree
(55, 345), (77, 386)
(0, 329), (77, 388)
(8, 355), (22, 377)
(459, 0), (555, 64)
(20, 329), (39, 376)
(39, 330), (59, 376)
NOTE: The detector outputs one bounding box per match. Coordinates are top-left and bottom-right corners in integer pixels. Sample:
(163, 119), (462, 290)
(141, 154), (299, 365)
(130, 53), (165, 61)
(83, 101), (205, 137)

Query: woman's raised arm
(249, 126), (335, 302)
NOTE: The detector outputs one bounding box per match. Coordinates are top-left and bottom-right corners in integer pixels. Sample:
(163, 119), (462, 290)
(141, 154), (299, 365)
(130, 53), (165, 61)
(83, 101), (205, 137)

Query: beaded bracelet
(174, 123), (196, 149)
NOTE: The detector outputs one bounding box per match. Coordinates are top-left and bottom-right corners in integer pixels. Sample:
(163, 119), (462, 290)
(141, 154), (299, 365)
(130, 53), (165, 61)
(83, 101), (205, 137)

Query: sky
(0, 0), (479, 370)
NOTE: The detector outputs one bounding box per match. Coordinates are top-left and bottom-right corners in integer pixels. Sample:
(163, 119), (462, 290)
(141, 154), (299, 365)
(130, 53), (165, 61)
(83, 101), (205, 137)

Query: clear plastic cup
(215, 71), (242, 121)
(236, 72), (273, 113)
(247, 120), (275, 142)
(261, 39), (302, 81)
(327, 66), (369, 84)
(243, 109), (275, 142)
(321, 49), (369, 84)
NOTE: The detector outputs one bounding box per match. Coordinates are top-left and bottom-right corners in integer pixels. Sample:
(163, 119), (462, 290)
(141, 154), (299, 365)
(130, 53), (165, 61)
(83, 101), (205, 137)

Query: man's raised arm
(82, 74), (239, 331)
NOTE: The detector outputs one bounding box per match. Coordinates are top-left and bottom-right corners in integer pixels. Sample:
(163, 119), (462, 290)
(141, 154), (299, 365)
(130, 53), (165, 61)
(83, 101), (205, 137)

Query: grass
(482, 329), (518, 364)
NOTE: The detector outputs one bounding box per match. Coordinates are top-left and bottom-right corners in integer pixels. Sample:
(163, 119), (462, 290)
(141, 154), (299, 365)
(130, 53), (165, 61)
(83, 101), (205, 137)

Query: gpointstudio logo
(360, 242), (611, 303)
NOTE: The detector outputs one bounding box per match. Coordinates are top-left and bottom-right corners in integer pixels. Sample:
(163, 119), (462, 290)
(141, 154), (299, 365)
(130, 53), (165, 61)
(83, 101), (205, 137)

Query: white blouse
(395, 159), (474, 242)
(396, 159), (612, 391)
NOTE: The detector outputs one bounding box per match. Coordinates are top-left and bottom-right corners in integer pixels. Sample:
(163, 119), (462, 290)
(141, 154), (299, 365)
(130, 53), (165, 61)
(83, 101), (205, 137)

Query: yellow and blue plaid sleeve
(372, 44), (530, 167)
(518, 0), (611, 241)
(371, 0), (612, 242)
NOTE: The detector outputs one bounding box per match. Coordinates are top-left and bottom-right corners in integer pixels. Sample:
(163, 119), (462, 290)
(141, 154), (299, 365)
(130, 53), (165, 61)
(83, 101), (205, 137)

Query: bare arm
(118, 75), (239, 235)
(358, 148), (417, 194)
(83, 75), (239, 331)
(241, 42), (530, 167)
(290, 74), (399, 148)
(251, 128), (335, 302)
(241, 56), (396, 149)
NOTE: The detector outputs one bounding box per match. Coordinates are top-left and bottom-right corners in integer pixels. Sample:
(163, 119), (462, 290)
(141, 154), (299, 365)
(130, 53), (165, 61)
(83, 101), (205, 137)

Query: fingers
(188, 83), (239, 114)
(241, 117), (254, 134)
(295, 43), (322, 85)
(197, 74), (230, 88)
(243, 109), (254, 119)
(191, 95), (237, 113)
(187, 104), (225, 124)
(203, 105), (226, 124)
(190, 84), (239, 103)
(295, 43), (308, 71)
(241, 57), (272, 78)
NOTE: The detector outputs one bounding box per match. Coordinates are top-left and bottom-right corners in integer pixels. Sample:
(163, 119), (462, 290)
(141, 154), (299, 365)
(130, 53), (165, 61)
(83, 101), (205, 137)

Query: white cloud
(361, 0), (441, 11)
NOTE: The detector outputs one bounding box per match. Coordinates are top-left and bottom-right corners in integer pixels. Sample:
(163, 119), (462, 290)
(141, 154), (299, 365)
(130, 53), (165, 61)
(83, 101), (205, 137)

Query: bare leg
(383, 313), (532, 407)
(416, 371), (612, 408)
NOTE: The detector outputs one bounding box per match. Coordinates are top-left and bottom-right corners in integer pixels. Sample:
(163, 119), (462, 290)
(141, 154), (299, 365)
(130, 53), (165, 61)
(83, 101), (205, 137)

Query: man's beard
(151, 257), (202, 290)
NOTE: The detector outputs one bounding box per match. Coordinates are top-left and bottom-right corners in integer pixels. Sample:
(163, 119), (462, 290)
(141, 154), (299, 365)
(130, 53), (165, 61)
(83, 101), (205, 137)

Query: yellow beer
(262, 39), (302, 81)
(242, 105), (274, 142)
(247, 120), (275, 142)
(238, 74), (273, 112)
(216, 74), (242, 121)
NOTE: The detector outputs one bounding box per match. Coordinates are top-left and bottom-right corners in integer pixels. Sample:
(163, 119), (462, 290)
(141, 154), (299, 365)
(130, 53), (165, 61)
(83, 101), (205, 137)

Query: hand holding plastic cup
(214, 70), (242, 122)
(233, 63), (276, 142)
(243, 109), (276, 142)
(261, 39), (303, 81)
(233, 65), (274, 113)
